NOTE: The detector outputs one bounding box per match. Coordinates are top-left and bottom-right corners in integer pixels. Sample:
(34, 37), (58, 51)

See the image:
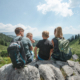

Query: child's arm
(30, 37), (35, 43)
(51, 40), (54, 47)
(49, 49), (53, 60)
(34, 47), (38, 59)
(48, 40), (54, 60)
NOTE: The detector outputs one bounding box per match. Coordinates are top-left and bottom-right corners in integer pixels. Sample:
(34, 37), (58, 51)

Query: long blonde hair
(55, 26), (63, 38)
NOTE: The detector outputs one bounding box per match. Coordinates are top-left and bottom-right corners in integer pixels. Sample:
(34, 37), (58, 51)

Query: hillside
(0, 33), (13, 52)
(0, 33), (13, 46)
(0, 45), (8, 52)
(0, 33), (12, 42)
(70, 38), (80, 56)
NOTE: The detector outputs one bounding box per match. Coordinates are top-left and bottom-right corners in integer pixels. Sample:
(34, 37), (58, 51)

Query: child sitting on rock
(26, 33), (35, 43)
(26, 33), (35, 61)
(34, 31), (53, 60)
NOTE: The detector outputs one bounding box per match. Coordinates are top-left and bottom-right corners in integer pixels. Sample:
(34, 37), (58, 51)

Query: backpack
(53, 38), (72, 61)
(7, 37), (27, 68)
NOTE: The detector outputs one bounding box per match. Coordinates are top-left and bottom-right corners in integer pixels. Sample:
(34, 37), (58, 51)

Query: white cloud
(46, 26), (80, 35)
(69, 0), (80, 8)
(0, 23), (41, 37)
(63, 26), (80, 34)
(0, 23), (80, 37)
(37, 0), (80, 17)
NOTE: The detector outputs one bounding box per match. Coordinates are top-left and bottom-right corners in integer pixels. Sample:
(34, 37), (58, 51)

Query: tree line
(68, 34), (80, 44)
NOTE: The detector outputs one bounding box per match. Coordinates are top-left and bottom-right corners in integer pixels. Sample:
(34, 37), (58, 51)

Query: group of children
(8, 26), (71, 69)
(26, 26), (64, 60)
(12, 26), (71, 67)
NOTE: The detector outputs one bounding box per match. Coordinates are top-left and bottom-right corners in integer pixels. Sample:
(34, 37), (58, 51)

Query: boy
(34, 31), (53, 60)
(14, 27), (33, 63)
(26, 33), (35, 43)
(26, 33), (35, 61)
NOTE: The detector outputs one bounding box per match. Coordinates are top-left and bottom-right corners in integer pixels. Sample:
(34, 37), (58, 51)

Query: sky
(0, 0), (80, 37)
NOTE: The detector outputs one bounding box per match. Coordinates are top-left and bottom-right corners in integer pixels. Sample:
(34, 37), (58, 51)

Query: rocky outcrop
(0, 60), (80, 80)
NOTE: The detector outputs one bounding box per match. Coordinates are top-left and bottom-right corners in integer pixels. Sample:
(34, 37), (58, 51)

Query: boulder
(0, 60), (80, 80)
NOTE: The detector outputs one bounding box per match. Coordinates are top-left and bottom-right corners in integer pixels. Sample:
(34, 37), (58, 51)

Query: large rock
(0, 60), (80, 80)
(0, 64), (40, 80)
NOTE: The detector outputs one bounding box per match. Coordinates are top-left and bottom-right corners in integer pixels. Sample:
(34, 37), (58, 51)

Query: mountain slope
(70, 38), (80, 56)
(0, 45), (8, 52)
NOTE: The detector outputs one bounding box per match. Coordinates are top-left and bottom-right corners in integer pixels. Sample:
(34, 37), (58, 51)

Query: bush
(0, 51), (9, 57)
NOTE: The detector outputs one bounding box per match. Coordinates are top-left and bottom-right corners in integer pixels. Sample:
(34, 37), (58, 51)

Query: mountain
(1, 32), (74, 40)
(34, 34), (74, 40)
(7, 35), (16, 39)
(2, 32), (15, 36)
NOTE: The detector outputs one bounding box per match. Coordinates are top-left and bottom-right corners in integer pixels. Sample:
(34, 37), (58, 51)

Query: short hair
(26, 33), (32, 37)
(15, 27), (24, 34)
(55, 26), (63, 38)
(42, 31), (49, 38)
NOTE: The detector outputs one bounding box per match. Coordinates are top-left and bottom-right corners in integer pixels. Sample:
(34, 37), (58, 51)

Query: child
(51, 27), (72, 61)
(34, 31), (53, 60)
(26, 33), (35, 61)
(26, 33), (35, 43)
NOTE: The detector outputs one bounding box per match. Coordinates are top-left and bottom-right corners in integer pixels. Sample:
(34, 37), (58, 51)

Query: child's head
(55, 26), (63, 38)
(54, 28), (56, 36)
(26, 33), (33, 39)
(15, 27), (24, 37)
(42, 31), (49, 39)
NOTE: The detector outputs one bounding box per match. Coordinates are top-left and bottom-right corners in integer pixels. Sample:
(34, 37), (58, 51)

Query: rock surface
(0, 60), (80, 80)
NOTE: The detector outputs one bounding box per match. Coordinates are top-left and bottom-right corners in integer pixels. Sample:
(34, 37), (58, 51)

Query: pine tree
(1, 40), (4, 45)
(5, 42), (7, 46)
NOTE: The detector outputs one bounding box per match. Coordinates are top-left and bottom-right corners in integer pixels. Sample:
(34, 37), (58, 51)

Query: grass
(40, 75), (44, 80)
(69, 38), (80, 63)
(0, 45), (8, 52)
(0, 57), (11, 68)
(60, 68), (67, 79)
(70, 38), (80, 55)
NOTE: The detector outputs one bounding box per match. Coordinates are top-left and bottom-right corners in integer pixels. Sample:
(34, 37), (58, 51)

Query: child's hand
(48, 58), (50, 60)
(31, 39), (35, 43)
(35, 56), (38, 59)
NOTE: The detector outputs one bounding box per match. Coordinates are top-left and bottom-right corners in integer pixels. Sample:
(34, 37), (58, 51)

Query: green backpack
(55, 38), (72, 61)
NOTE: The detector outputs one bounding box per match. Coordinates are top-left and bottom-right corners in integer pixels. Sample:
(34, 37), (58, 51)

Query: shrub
(0, 51), (9, 57)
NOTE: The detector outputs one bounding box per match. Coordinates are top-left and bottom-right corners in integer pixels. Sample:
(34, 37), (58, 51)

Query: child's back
(36, 39), (53, 60)
(34, 31), (53, 60)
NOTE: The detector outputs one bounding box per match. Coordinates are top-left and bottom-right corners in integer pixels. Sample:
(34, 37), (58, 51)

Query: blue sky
(0, 0), (80, 37)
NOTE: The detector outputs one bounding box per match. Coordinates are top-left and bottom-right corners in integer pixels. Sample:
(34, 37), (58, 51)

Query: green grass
(0, 57), (11, 68)
(70, 38), (80, 55)
(70, 38), (80, 63)
(0, 45), (8, 52)
(60, 68), (67, 79)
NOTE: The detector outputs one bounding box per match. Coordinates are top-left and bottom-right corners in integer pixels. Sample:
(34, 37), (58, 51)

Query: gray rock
(72, 54), (79, 60)
(74, 62), (80, 74)
(67, 60), (75, 67)
(56, 61), (68, 67)
(0, 60), (80, 80)
(68, 76), (80, 80)
(62, 65), (74, 76)
(0, 64), (40, 80)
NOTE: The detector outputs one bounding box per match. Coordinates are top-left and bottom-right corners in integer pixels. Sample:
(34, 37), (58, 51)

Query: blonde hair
(42, 31), (49, 38)
(26, 33), (32, 37)
(55, 26), (63, 38)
